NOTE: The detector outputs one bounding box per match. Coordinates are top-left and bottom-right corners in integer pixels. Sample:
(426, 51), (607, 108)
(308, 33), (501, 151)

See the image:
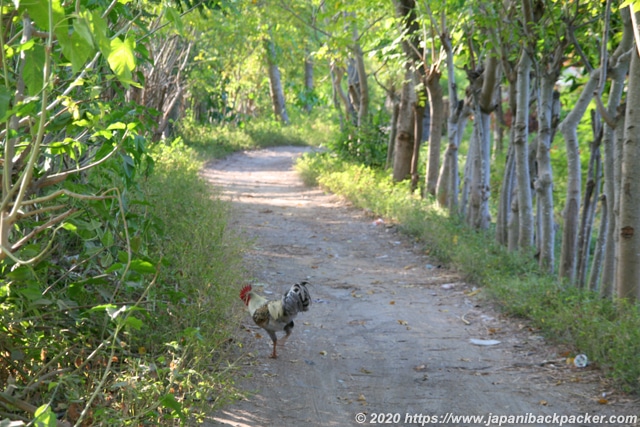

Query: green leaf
(17, 284), (42, 301)
(20, 0), (64, 32)
(73, 14), (95, 49)
(130, 259), (156, 275)
(164, 6), (184, 36)
(81, 10), (110, 56)
(34, 404), (57, 427)
(107, 36), (137, 87)
(107, 122), (127, 130)
(0, 86), (10, 121)
(125, 315), (143, 330)
(23, 44), (45, 96)
(88, 303), (117, 312)
(6, 266), (34, 281)
(60, 29), (94, 73)
(159, 394), (185, 420)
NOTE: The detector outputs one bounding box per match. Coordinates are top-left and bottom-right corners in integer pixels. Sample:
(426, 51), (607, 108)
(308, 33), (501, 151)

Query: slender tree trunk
(601, 8), (633, 296)
(466, 109), (492, 229)
(496, 142), (516, 246)
(304, 54), (314, 113)
(513, 50), (534, 249)
(558, 69), (599, 282)
(425, 69), (444, 196)
(465, 56), (496, 230)
(265, 36), (289, 125)
(331, 62), (356, 127)
(436, 28), (464, 213)
(411, 102), (425, 191)
(392, 0), (422, 183)
(508, 187), (520, 251)
(387, 99), (400, 170)
(589, 194), (607, 291)
(616, 28), (640, 300)
(393, 65), (416, 182)
(352, 41), (369, 127)
(535, 77), (559, 273)
(576, 125), (602, 288)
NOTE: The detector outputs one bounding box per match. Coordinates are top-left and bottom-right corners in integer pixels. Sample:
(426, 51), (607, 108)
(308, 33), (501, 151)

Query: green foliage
(298, 151), (640, 393)
(326, 120), (389, 168)
(1, 2), (248, 422)
(0, 140), (245, 424)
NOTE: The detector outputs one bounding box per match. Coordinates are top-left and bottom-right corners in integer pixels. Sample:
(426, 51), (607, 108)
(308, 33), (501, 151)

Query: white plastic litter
(469, 338), (501, 346)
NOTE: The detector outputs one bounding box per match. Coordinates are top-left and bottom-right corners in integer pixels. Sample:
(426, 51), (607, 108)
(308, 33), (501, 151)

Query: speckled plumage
(240, 282), (311, 358)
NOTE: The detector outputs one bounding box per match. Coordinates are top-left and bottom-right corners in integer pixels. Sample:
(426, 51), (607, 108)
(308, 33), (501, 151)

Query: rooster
(239, 281), (311, 358)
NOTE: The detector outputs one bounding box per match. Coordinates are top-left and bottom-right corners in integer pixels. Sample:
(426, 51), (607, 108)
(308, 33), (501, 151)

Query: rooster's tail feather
(282, 281), (311, 316)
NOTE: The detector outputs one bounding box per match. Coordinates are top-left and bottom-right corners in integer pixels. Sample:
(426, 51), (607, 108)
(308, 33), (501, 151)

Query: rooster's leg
(279, 321), (294, 347)
(267, 330), (278, 358)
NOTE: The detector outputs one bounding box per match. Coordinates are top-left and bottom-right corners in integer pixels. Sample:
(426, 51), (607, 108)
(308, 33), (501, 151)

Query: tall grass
(296, 151), (640, 393)
(134, 139), (249, 420)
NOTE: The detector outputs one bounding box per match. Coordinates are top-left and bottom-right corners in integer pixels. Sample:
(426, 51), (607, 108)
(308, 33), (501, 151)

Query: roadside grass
(139, 139), (249, 417)
(0, 135), (248, 425)
(295, 151), (640, 394)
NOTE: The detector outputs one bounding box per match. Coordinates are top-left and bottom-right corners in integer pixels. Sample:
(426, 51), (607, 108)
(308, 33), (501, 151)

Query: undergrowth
(296, 151), (640, 394)
(0, 138), (246, 425)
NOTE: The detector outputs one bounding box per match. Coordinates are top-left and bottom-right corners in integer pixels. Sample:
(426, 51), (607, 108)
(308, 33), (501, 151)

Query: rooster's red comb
(239, 284), (252, 303)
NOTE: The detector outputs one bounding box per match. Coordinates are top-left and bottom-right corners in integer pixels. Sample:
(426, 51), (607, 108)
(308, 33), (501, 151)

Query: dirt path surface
(201, 146), (638, 427)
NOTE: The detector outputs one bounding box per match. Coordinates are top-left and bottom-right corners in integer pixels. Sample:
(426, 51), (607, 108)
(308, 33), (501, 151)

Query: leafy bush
(0, 139), (246, 425)
(326, 122), (389, 168)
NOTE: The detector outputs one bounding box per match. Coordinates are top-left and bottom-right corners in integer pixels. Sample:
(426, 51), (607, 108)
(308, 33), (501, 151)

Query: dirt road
(201, 146), (638, 427)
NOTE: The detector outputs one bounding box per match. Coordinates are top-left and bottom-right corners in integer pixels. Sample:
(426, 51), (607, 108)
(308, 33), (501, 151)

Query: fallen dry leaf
(389, 300), (396, 305)
(397, 320), (408, 326)
(360, 367), (372, 374)
(539, 400), (548, 406)
(319, 350), (327, 356)
(466, 289), (481, 297)
(598, 398), (609, 405)
(413, 364), (427, 372)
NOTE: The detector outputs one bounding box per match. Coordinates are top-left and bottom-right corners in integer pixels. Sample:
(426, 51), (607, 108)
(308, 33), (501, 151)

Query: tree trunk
(465, 56), (496, 230)
(352, 40), (369, 127)
(588, 194), (607, 291)
(425, 69), (444, 197)
(411, 103), (425, 191)
(535, 71), (562, 273)
(496, 142), (516, 246)
(387, 99), (400, 170)
(576, 123), (602, 288)
(601, 8), (633, 296)
(392, 0), (422, 183)
(265, 36), (289, 125)
(512, 50), (534, 249)
(304, 54), (314, 113)
(466, 108), (492, 229)
(393, 65), (416, 182)
(616, 27), (640, 300)
(330, 62), (357, 127)
(558, 69), (599, 282)
(436, 27), (464, 213)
